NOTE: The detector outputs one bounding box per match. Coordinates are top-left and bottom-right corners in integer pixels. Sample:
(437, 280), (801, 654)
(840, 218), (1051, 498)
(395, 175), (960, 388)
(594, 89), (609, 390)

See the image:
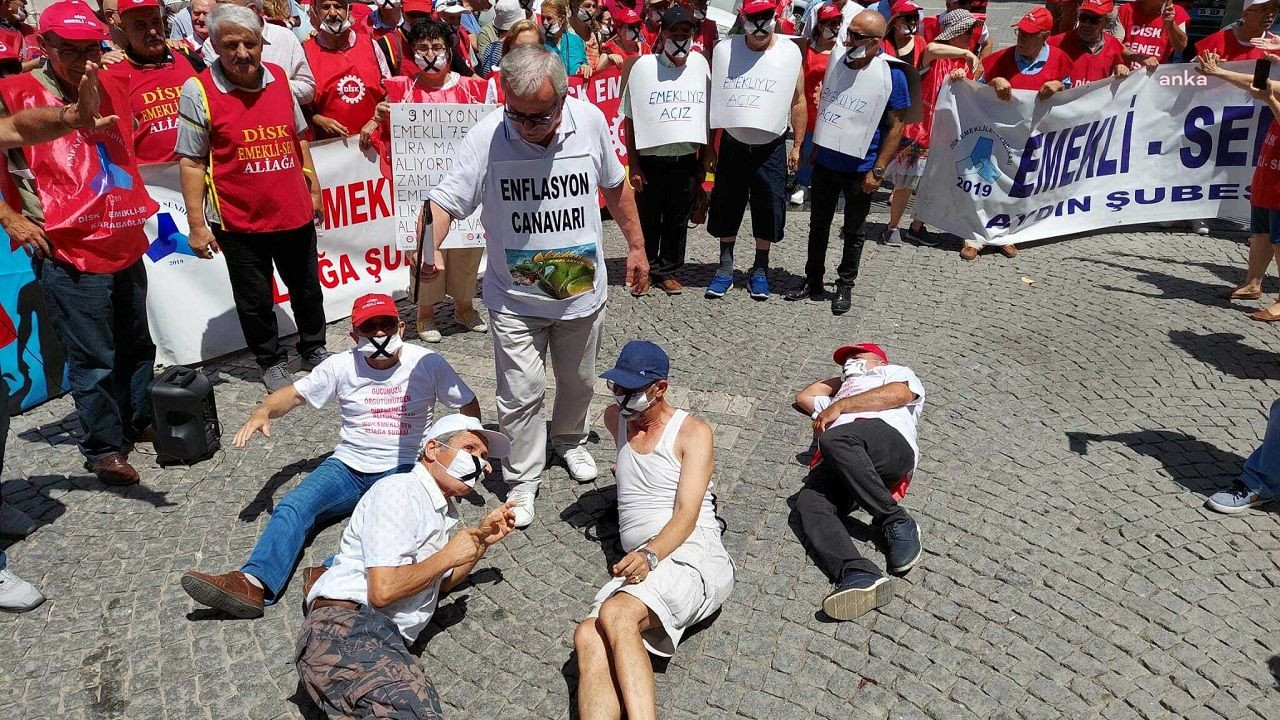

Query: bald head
(850, 8), (886, 37)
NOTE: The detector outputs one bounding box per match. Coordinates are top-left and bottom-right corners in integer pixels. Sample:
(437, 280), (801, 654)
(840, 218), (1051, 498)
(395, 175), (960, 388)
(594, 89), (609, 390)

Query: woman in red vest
(304, 0), (390, 140)
(600, 6), (645, 69)
(363, 18), (488, 342)
(176, 3), (330, 391)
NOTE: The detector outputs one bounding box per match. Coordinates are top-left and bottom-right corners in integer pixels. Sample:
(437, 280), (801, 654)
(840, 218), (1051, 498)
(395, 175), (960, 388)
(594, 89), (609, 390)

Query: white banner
(141, 138), (406, 366)
(915, 63), (1268, 246)
(390, 103), (495, 251)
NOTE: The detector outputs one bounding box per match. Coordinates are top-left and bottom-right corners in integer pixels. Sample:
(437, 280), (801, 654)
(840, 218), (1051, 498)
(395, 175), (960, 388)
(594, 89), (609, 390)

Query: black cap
(661, 5), (694, 29)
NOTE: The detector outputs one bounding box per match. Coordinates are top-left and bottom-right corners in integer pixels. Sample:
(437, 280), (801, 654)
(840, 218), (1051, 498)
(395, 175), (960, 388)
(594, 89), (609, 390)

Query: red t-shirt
(1253, 121), (1280, 210)
(802, 43), (831, 133)
(1195, 28), (1265, 62)
(1117, 2), (1189, 63)
(1048, 31), (1127, 84)
(982, 45), (1074, 90)
(917, 55), (972, 149)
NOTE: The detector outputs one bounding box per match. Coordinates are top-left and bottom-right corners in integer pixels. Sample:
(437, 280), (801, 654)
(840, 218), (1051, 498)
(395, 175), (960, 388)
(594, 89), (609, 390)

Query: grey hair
(499, 43), (567, 99)
(208, 3), (262, 43)
(420, 429), (465, 455)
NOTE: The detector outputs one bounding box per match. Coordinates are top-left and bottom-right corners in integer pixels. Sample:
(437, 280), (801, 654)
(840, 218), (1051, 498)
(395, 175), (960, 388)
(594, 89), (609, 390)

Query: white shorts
(885, 150), (927, 192)
(587, 527), (734, 657)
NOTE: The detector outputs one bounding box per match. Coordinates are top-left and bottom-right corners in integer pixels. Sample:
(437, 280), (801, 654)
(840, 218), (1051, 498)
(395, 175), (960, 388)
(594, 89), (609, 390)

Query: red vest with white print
(103, 51), (200, 164)
(304, 34), (387, 138)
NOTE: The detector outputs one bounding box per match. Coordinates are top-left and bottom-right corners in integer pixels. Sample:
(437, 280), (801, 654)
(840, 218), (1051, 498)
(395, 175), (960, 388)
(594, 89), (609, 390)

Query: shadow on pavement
(238, 454), (331, 522)
(1167, 331), (1280, 381)
(1065, 430), (1267, 504)
(560, 485), (624, 569)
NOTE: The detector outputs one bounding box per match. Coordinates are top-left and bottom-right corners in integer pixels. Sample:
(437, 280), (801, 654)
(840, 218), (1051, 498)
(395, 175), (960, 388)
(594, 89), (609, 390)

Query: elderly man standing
(793, 342), (925, 621)
(104, 0), (204, 164)
(199, 0), (315, 104)
(0, 1), (159, 486)
(1196, 0), (1274, 61)
(181, 294), (480, 618)
(177, 2), (330, 391)
(1048, 0), (1129, 85)
(297, 415), (517, 718)
(169, 0), (215, 49)
(574, 340), (733, 720)
(0, 0), (41, 74)
(303, 0), (390, 140)
(785, 10), (908, 316)
(425, 43), (649, 528)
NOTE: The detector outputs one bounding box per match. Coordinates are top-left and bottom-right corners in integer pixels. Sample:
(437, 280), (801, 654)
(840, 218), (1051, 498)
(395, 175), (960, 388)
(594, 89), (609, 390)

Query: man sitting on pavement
(793, 342), (925, 621)
(574, 340), (734, 719)
(180, 293), (479, 618)
(297, 415), (517, 718)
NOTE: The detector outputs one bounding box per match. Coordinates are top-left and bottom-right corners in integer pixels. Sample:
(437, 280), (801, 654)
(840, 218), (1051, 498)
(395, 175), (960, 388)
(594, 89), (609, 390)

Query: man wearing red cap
(793, 342), (925, 621)
(0, 1), (159, 486)
(1195, 0), (1274, 62)
(180, 293), (481, 619)
(1048, 0), (1128, 85)
(1117, 0), (1188, 65)
(101, 0), (205, 164)
(303, 0), (391, 140)
(0, 0), (40, 76)
(357, 0), (419, 77)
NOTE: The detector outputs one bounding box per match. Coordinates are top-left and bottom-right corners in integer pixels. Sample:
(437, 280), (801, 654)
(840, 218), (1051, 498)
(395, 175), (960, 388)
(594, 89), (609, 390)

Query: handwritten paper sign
(709, 35), (801, 136)
(626, 53), (710, 149)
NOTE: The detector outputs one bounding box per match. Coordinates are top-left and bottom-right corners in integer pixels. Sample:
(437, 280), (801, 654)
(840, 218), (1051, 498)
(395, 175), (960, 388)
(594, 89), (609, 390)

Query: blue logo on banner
(0, 229), (67, 412)
(90, 141), (134, 197)
(956, 136), (1001, 183)
(146, 212), (196, 262)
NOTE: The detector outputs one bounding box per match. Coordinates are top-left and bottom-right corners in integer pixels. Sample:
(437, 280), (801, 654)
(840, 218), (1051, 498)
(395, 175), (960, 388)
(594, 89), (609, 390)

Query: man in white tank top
(573, 340), (734, 719)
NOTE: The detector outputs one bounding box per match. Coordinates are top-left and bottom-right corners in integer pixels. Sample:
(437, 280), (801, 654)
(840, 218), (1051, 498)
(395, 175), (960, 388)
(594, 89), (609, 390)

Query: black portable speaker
(149, 366), (221, 465)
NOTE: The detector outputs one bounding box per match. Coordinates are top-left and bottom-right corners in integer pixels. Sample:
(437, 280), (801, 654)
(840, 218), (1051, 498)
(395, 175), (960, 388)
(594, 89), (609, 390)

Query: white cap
(422, 414), (512, 458)
(493, 0), (524, 29)
(436, 0), (466, 13)
(1243, 0), (1276, 10)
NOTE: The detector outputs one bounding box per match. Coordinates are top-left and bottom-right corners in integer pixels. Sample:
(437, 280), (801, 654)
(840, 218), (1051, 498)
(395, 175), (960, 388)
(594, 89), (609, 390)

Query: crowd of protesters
(3, 0), (1280, 718)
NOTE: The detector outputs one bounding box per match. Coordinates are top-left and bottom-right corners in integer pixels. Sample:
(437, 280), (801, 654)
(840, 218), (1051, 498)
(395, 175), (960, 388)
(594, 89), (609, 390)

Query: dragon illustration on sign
(507, 244), (597, 300)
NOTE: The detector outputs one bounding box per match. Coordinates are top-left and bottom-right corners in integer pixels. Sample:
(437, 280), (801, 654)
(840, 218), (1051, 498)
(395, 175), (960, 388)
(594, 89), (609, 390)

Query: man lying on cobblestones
(574, 340), (734, 719)
(1207, 398), (1280, 514)
(793, 342), (924, 621)
(296, 414), (516, 719)
(180, 293), (479, 619)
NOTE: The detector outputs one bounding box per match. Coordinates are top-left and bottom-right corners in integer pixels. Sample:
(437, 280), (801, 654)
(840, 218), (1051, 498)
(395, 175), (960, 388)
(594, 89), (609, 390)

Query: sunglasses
(846, 30), (882, 43)
(1078, 12), (1104, 24)
(507, 98), (563, 126)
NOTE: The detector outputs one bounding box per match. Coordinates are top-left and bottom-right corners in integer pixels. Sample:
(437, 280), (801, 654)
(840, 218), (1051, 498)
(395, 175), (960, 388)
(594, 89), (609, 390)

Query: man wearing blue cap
(573, 340), (734, 719)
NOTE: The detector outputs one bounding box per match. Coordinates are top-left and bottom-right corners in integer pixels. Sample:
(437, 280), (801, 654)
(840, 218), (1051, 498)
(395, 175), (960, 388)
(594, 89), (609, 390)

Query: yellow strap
(192, 78), (221, 223)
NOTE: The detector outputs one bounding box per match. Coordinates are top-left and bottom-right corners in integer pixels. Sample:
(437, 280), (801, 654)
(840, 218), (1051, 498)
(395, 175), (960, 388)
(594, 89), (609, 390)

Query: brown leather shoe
(85, 453), (140, 486)
(301, 565), (328, 601)
(1000, 244), (1018, 258)
(657, 277), (684, 295)
(180, 570), (265, 619)
(959, 246), (979, 261)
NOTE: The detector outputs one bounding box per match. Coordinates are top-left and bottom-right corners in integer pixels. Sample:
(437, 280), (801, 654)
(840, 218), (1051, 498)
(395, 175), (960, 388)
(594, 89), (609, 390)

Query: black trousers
(796, 419), (915, 580)
(214, 222), (327, 368)
(805, 162), (873, 287)
(635, 153), (699, 281)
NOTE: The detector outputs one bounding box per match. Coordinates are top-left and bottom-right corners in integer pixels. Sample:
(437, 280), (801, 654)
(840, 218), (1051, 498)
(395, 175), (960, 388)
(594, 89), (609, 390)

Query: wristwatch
(871, 167), (886, 180)
(639, 547), (659, 571)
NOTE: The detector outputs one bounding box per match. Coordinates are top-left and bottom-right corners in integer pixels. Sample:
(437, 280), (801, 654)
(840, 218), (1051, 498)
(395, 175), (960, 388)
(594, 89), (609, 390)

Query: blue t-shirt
(546, 32), (587, 76)
(462, 12), (482, 34)
(814, 64), (911, 173)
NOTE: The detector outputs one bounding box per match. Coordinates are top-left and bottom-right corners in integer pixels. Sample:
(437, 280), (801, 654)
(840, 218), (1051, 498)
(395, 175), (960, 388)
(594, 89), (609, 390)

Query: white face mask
(435, 444), (484, 486)
(321, 17), (352, 34)
(844, 42), (869, 63)
(355, 332), (404, 360)
(13, 7), (27, 23)
(544, 20), (563, 35)
(613, 385), (655, 417)
(624, 25), (641, 41)
(414, 52), (447, 72)
(820, 26), (838, 40)
(842, 358), (867, 380)
(577, 7), (594, 21)
(746, 16), (774, 37)
(902, 21), (918, 34)
(663, 37), (690, 58)
(692, 8), (705, 21)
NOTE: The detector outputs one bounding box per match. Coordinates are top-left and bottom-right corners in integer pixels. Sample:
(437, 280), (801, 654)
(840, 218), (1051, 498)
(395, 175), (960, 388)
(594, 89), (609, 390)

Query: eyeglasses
(1078, 13), (1104, 24)
(48, 41), (103, 61)
(846, 30), (882, 43)
(605, 379), (655, 394)
(413, 43), (449, 53)
(507, 98), (563, 126)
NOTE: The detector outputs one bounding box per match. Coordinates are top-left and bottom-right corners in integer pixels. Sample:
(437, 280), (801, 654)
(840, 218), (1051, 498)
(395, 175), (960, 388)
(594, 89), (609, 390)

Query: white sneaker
(417, 317), (442, 343)
(1191, 219), (1210, 236)
(0, 502), (36, 538)
(557, 445), (598, 482)
(508, 488), (537, 529)
(789, 187), (806, 205)
(881, 228), (903, 246)
(0, 568), (45, 613)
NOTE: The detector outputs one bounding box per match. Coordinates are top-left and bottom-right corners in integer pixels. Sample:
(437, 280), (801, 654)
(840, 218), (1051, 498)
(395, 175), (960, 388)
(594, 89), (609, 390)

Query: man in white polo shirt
(792, 342), (925, 621)
(422, 43), (649, 529)
(179, 294), (479, 619)
(297, 415), (517, 718)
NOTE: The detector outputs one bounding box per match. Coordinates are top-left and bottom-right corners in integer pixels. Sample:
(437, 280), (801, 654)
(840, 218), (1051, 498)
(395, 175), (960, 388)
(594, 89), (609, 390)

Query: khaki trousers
(411, 247), (484, 320)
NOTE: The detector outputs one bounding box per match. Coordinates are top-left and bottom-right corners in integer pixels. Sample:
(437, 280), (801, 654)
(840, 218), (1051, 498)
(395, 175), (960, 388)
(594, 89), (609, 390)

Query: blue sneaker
(821, 569), (892, 621)
(748, 269), (769, 300)
(884, 516), (922, 574)
(1206, 483), (1272, 514)
(705, 272), (733, 299)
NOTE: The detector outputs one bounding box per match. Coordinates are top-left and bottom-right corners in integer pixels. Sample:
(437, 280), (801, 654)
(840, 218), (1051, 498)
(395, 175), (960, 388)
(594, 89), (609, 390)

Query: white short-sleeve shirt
(292, 345), (476, 473)
(307, 464), (459, 642)
(813, 363), (926, 463)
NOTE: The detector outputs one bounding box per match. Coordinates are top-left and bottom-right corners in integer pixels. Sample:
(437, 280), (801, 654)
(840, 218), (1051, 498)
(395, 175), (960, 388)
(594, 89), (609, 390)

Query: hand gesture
(189, 225), (220, 259)
(312, 114), (350, 137)
(1251, 35), (1280, 52)
(73, 62), (119, 131)
(991, 77), (1013, 101)
(477, 501), (517, 546)
(612, 550), (651, 584)
(5, 215), (52, 259)
(233, 412), (272, 448)
(443, 526), (488, 566)
(1195, 50), (1222, 77)
(1161, 0), (1175, 24)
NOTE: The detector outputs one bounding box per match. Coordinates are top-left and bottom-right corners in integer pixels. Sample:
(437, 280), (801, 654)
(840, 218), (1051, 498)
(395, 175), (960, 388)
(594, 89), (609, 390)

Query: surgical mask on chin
(747, 17), (774, 37)
(844, 43), (869, 64)
(436, 445), (484, 486)
(664, 37), (689, 58)
(321, 17), (352, 34)
(599, 24), (616, 40)
(355, 332), (403, 360)
(577, 7), (593, 21)
(613, 386), (654, 417)
(414, 52), (446, 72)
(842, 359), (867, 379)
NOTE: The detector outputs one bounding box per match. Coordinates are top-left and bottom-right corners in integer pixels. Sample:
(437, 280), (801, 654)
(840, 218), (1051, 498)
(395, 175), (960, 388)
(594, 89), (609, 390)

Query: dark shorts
(707, 134), (787, 243)
(1251, 205), (1271, 235)
(295, 604), (444, 720)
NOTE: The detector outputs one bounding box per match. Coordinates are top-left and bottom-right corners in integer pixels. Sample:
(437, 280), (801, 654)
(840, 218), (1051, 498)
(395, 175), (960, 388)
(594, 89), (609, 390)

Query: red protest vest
(1253, 121), (1280, 211)
(981, 45), (1073, 91)
(916, 56), (970, 149)
(103, 51), (200, 164)
(0, 305), (15, 349)
(0, 72), (155, 274)
(195, 62), (313, 233)
(304, 33), (387, 139)
(384, 73), (487, 104)
(1048, 32), (1127, 85)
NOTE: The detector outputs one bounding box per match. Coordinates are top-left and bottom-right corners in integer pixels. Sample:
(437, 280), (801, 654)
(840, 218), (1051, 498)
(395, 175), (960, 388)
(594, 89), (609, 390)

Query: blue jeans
(36, 258), (154, 461)
(1240, 399), (1280, 499)
(241, 457), (413, 604)
(795, 132), (817, 188)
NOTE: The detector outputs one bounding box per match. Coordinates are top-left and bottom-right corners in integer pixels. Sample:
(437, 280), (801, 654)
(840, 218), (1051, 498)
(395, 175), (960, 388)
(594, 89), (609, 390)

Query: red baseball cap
(614, 7), (642, 25)
(833, 343), (889, 365)
(890, 0), (922, 17)
(1078, 0), (1113, 15)
(817, 3), (841, 21)
(351, 293), (400, 327)
(38, 1), (109, 41)
(118, 0), (162, 14)
(403, 0), (434, 14)
(741, 0), (776, 16)
(1013, 6), (1054, 33)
